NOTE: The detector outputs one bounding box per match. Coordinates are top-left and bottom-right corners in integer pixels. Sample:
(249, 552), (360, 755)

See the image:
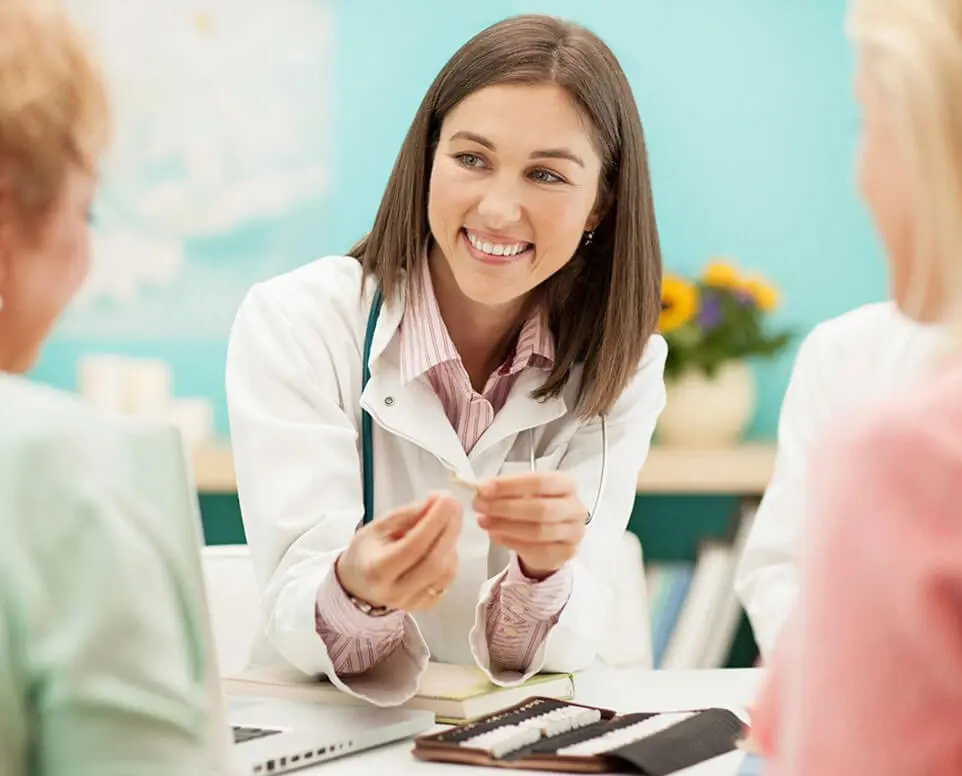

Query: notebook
(224, 662), (575, 724)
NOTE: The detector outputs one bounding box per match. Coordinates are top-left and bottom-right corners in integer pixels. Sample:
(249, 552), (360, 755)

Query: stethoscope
(360, 289), (608, 526)
(524, 422), (607, 526)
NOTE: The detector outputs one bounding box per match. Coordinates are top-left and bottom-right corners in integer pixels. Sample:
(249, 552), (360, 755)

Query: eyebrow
(448, 130), (585, 168)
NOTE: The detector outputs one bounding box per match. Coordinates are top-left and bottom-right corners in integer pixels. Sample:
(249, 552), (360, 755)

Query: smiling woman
(225, 14), (668, 708)
(429, 82), (604, 334)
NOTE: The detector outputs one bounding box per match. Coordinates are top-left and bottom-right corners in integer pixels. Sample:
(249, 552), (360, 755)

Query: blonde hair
(0, 0), (109, 221)
(847, 0), (962, 339)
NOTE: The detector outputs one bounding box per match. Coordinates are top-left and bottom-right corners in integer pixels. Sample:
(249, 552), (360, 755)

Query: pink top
(751, 354), (962, 776)
(314, 259), (573, 676)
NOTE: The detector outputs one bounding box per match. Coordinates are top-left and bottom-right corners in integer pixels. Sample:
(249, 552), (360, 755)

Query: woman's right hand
(335, 493), (461, 613)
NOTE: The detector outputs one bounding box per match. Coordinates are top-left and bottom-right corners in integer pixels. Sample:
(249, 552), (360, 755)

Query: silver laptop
(126, 419), (434, 774)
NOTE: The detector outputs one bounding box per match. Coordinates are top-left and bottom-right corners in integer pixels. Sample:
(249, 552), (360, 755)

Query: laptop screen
(118, 417), (239, 772)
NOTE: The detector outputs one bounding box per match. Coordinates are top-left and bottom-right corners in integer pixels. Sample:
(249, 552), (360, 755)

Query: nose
(475, 174), (522, 230)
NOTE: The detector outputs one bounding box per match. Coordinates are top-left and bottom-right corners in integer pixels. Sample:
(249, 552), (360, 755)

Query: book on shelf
(223, 661), (575, 724)
(647, 501), (757, 669)
(647, 562), (694, 668)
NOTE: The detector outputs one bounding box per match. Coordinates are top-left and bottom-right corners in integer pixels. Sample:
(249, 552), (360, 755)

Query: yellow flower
(702, 259), (741, 289)
(659, 274), (698, 332)
(742, 274), (780, 311)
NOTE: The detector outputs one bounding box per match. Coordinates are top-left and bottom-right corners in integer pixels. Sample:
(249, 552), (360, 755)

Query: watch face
(348, 594), (393, 617)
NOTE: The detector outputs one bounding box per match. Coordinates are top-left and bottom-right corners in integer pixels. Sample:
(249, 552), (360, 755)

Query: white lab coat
(225, 255), (667, 706)
(734, 301), (945, 659)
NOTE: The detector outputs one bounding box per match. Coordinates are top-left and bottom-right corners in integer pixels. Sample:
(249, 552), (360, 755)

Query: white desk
(285, 667), (762, 775)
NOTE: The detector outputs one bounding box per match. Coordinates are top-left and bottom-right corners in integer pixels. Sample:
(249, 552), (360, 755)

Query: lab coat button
(384, 396), (395, 406)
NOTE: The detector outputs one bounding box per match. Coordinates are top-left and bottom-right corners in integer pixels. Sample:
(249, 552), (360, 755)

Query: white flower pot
(657, 360), (756, 448)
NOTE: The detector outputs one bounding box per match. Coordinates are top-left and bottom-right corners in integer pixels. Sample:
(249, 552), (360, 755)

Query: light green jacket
(0, 375), (212, 775)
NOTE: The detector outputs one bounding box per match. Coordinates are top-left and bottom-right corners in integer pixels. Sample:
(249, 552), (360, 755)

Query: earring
(583, 230), (594, 246)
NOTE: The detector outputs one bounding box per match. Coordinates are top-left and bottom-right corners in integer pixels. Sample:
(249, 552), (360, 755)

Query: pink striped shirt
(314, 259), (573, 676)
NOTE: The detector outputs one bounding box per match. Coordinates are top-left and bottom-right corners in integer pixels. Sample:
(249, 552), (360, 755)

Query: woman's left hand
(473, 471), (587, 580)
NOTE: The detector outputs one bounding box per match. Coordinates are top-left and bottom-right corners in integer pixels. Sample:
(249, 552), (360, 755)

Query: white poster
(59, 0), (332, 338)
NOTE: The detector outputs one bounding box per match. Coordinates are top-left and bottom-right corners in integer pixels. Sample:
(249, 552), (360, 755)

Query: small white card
(448, 471), (482, 494)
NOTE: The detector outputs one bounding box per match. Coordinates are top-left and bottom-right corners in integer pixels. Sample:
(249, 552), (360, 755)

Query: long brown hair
(349, 14), (662, 418)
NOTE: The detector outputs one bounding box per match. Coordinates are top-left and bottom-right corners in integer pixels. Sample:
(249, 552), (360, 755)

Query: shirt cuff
(315, 563), (405, 639)
(499, 554), (573, 619)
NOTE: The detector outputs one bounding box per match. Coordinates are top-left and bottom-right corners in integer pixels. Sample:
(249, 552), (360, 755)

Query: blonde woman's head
(847, 0), (962, 332)
(0, 0), (109, 373)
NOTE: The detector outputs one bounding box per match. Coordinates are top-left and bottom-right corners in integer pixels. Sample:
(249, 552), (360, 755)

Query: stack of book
(224, 661), (576, 724)
(646, 502), (757, 669)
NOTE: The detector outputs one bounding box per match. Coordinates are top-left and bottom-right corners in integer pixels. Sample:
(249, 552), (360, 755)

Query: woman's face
(0, 165), (96, 373)
(855, 57), (944, 321)
(427, 82), (604, 310)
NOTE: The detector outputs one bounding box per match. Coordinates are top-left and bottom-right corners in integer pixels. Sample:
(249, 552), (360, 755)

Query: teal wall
(33, 3), (887, 662)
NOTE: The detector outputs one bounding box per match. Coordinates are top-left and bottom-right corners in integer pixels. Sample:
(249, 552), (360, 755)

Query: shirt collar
(398, 253), (554, 385)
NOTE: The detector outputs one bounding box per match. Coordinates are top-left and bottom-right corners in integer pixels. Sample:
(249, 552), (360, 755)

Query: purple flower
(699, 292), (723, 329)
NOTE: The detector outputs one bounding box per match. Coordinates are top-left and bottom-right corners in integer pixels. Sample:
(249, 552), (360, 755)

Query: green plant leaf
(661, 280), (793, 378)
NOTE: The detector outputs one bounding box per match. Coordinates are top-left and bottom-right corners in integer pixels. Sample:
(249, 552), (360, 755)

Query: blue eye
(455, 152), (486, 169)
(530, 168), (563, 184)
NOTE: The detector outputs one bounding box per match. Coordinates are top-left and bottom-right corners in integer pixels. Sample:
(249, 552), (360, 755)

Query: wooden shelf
(635, 443), (776, 495)
(192, 443), (776, 496)
(191, 444), (237, 493)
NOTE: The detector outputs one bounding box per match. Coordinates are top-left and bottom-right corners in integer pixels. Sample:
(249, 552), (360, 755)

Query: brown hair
(0, 0), (109, 223)
(349, 14), (662, 418)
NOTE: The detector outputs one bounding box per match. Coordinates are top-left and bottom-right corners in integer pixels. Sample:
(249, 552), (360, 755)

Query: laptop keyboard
(232, 725), (283, 744)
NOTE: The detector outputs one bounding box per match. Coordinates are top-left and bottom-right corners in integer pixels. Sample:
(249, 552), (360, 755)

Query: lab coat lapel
(359, 289), (470, 474)
(361, 368), (470, 475)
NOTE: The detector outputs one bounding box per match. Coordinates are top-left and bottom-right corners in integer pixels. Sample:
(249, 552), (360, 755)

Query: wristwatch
(346, 593), (396, 617)
(334, 554), (395, 617)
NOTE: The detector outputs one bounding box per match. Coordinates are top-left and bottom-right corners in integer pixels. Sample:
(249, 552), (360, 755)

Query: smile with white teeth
(465, 230), (531, 257)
